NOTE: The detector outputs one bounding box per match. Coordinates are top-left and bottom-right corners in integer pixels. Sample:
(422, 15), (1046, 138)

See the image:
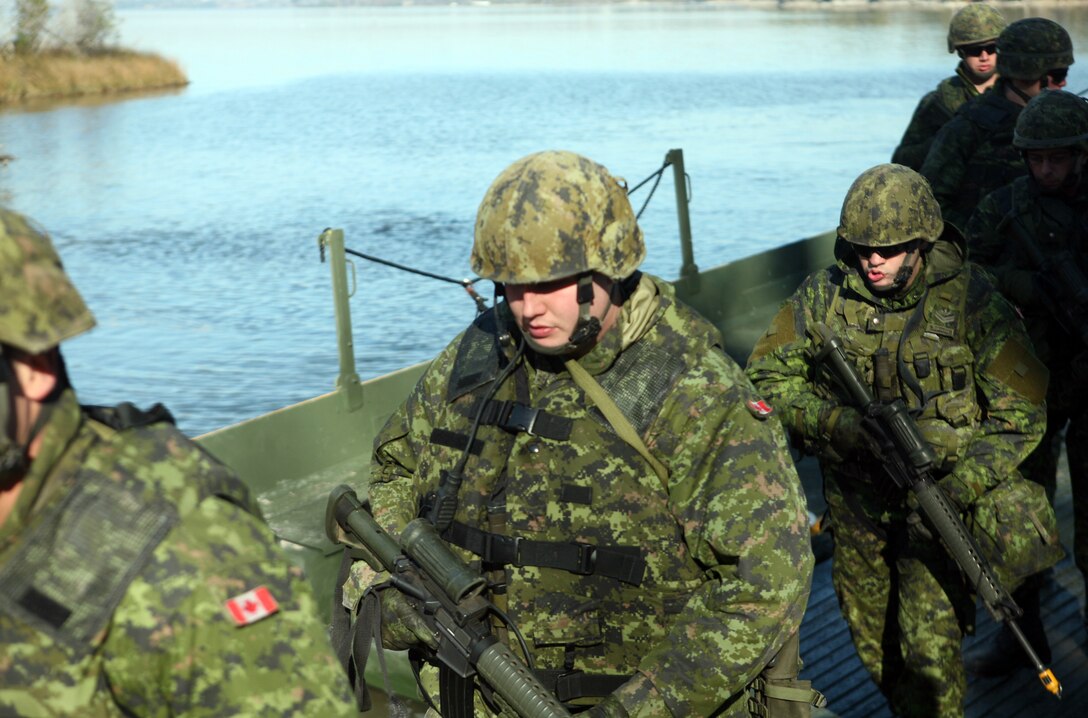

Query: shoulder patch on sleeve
(225, 586), (280, 627)
(984, 336), (1049, 405)
(747, 398), (774, 420)
(750, 303), (799, 362)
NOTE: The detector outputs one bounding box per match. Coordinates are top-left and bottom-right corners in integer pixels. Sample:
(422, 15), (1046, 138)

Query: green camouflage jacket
(967, 176), (1088, 399)
(0, 390), (354, 717)
(920, 79), (1026, 230)
(746, 233), (1046, 508)
(892, 64), (985, 171)
(345, 274), (813, 717)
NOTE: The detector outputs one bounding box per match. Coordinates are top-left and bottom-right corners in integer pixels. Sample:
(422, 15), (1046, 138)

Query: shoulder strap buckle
(504, 403), (541, 435)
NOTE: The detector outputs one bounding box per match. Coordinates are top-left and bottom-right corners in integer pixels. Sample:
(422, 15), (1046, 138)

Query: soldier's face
(1026, 148), (1080, 192)
(853, 241), (922, 293)
(959, 43), (997, 79)
(505, 275), (620, 351)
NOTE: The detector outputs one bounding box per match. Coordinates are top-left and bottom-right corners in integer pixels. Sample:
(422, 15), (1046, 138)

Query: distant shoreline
(113, 0), (1088, 9)
(0, 50), (189, 107)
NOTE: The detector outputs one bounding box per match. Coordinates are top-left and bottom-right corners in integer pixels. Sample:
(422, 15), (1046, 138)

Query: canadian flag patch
(225, 586), (279, 627)
(747, 398), (774, 419)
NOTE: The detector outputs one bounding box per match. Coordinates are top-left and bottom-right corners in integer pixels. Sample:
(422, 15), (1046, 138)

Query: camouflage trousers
(825, 470), (971, 718)
(1022, 407), (1088, 584)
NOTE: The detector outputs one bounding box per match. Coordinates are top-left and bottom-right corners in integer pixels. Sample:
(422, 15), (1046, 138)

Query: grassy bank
(0, 50), (189, 105)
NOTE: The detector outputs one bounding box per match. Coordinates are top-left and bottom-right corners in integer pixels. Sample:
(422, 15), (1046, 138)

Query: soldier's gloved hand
(586, 673), (667, 718)
(905, 503), (935, 544)
(378, 588), (437, 651)
(826, 407), (881, 461)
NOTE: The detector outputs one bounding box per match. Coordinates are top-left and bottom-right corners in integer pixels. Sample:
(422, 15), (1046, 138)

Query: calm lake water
(4, 3), (1088, 435)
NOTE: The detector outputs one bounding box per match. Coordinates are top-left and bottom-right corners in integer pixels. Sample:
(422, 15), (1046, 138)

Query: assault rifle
(325, 485), (572, 718)
(812, 326), (1062, 699)
(1009, 216), (1088, 348)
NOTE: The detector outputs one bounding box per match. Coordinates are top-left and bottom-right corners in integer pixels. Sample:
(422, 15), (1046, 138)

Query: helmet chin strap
(889, 244), (923, 293)
(0, 357), (28, 488)
(1008, 79), (1037, 105)
(0, 352), (57, 489)
(523, 273), (612, 357)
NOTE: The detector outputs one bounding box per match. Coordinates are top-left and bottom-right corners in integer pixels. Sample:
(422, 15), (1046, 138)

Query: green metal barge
(195, 150), (1084, 717)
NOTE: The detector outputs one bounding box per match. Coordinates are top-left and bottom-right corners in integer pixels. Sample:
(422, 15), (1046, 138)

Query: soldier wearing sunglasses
(747, 164), (1050, 718)
(892, 3), (1007, 171)
(921, 17), (1075, 231)
(964, 90), (1088, 676)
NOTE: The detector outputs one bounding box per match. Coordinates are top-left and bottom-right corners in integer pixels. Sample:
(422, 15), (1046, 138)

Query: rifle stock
(326, 485), (573, 718)
(812, 326), (1062, 698)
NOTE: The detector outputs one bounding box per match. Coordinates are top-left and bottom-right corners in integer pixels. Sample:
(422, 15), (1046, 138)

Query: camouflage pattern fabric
(995, 18), (1074, 81)
(746, 231), (1047, 718)
(1012, 90), (1088, 151)
(968, 175), (1088, 581)
(0, 209), (95, 354)
(0, 390), (355, 717)
(920, 79), (1026, 230)
(471, 151), (645, 283)
(343, 274), (814, 717)
(891, 66), (984, 171)
(838, 164), (943, 247)
(946, 3), (1006, 53)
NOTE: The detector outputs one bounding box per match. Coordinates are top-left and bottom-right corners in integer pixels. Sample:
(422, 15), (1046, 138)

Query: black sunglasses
(852, 240), (919, 259)
(960, 43), (997, 58)
(1048, 67), (1069, 84)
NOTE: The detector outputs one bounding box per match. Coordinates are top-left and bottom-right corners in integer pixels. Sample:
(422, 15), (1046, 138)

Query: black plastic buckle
(572, 542), (597, 575)
(504, 403), (540, 435)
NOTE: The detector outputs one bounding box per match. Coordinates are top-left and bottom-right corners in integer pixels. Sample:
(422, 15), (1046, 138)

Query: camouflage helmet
(0, 208), (96, 354)
(996, 17), (1074, 81)
(1013, 90), (1088, 150)
(471, 151), (645, 284)
(837, 164), (944, 247)
(947, 4), (1007, 53)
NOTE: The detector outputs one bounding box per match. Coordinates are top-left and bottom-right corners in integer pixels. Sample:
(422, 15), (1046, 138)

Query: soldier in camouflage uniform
(920, 17), (1075, 230)
(0, 208), (355, 716)
(338, 151), (815, 717)
(891, 3), (1007, 171)
(965, 90), (1088, 670)
(746, 165), (1051, 717)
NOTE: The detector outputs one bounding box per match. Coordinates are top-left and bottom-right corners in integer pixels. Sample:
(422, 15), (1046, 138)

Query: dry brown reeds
(0, 50), (189, 105)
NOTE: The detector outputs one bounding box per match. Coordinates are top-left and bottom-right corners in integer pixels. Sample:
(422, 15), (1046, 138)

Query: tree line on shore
(1, 0), (188, 105)
(5, 0), (117, 55)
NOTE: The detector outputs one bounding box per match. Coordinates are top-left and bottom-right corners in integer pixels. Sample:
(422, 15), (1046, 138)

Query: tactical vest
(0, 405), (254, 688)
(382, 302), (698, 701)
(824, 269), (981, 474)
(935, 73), (974, 119)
